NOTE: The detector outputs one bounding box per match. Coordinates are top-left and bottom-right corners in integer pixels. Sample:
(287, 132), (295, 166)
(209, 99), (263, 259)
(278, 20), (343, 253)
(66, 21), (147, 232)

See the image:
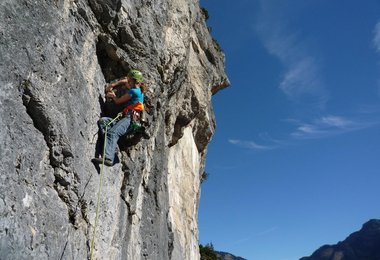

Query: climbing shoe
(91, 157), (113, 167)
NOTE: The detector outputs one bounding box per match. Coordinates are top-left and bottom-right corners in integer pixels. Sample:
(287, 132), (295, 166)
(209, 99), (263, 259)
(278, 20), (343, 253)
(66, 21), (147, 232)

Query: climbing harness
(127, 110), (143, 134)
(124, 102), (144, 134)
(89, 112), (123, 260)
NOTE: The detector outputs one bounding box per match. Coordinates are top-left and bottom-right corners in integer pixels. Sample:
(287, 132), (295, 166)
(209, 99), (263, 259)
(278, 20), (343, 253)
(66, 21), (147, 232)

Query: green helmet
(127, 69), (143, 82)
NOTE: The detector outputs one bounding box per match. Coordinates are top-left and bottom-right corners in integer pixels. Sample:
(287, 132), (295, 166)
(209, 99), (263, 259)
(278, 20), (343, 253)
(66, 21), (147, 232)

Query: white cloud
(228, 139), (275, 150)
(279, 57), (325, 99)
(231, 226), (278, 245)
(230, 113), (379, 150)
(291, 115), (373, 139)
(374, 21), (380, 98)
(254, 1), (328, 108)
(318, 115), (353, 128)
(374, 21), (380, 53)
(254, 226), (278, 236)
(297, 124), (322, 135)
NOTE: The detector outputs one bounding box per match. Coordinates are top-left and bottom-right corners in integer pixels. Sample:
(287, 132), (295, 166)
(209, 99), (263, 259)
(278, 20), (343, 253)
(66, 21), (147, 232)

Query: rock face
(300, 219), (380, 260)
(0, 0), (228, 259)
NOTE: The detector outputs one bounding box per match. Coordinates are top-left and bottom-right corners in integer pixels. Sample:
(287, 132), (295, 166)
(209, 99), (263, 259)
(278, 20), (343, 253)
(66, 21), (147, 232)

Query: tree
(200, 171), (210, 184)
(200, 243), (217, 260)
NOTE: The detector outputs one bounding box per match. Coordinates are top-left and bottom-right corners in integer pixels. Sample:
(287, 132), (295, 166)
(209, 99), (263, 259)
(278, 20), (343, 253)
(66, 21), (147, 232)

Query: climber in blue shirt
(92, 69), (146, 166)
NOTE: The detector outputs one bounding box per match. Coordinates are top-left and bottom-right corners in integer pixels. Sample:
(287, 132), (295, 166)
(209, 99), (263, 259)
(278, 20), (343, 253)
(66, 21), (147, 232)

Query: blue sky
(198, 0), (380, 259)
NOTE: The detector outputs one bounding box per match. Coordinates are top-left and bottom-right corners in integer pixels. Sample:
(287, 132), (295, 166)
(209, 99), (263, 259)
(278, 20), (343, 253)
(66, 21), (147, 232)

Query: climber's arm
(105, 78), (129, 92)
(106, 91), (131, 105)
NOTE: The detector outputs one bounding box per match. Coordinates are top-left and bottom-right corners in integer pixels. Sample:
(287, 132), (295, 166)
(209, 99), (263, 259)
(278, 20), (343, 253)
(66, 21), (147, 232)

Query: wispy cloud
(230, 110), (380, 151)
(373, 20), (380, 98)
(291, 115), (377, 139)
(254, 226), (278, 236)
(279, 57), (326, 101)
(255, 1), (328, 108)
(228, 139), (275, 151)
(318, 115), (353, 128)
(231, 226), (278, 245)
(373, 21), (380, 53)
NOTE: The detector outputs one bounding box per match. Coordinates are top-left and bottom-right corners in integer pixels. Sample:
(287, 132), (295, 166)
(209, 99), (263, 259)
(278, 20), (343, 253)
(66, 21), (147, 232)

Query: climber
(92, 69), (147, 166)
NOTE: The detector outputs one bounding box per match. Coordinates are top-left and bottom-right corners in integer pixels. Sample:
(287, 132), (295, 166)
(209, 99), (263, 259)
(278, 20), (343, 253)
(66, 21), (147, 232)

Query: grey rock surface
(0, 0), (228, 259)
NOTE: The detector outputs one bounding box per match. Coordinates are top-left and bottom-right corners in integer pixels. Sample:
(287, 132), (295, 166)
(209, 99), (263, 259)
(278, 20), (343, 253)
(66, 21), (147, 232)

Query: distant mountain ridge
(216, 251), (247, 260)
(300, 219), (380, 260)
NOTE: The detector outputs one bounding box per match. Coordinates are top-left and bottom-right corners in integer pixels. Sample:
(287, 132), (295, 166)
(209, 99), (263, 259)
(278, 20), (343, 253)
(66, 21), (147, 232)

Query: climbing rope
(89, 112), (123, 260)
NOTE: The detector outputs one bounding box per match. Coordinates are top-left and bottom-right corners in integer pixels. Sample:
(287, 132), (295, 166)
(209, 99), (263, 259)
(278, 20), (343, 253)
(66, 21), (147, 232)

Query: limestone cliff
(0, 0), (228, 259)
